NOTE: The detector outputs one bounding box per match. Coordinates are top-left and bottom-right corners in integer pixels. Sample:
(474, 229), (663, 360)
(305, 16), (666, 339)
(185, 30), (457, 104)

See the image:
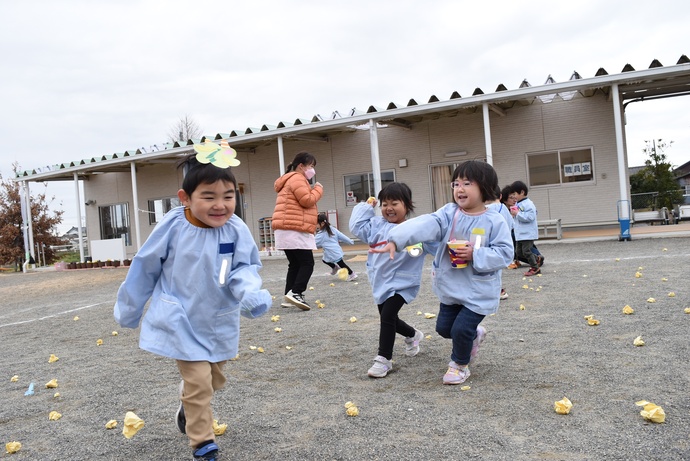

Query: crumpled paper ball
(633, 336), (645, 347)
(213, 419), (227, 435)
(48, 354), (59, 363)
(554, 397), (573, 415)
(122, 411), (145, 439)
(424, 313), (436, 319)
(634, 271), (642, 278)
(271, 315), (280, 322)
(96, 339), (103, 346)
(349, 316), (357, 323)
(584, 315), (599, 326)
(337, 268), (349, 280)
(45, 379), (58, 389)
(635, 400), (665, 423)
(48, 411), (62, 421)
(622, 305), (634, 315)
(5, 441), (21, 454)
(10, 375), (18, 382)
(105, 419), (118, 429)
(344, 401), (359, 416)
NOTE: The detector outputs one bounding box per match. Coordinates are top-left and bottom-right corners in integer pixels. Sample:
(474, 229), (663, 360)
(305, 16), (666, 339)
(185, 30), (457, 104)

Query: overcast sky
(1, 0), (688, 233)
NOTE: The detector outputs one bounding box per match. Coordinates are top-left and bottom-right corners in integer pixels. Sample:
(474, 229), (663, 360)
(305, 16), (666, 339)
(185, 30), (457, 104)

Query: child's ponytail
(317, 212), (334, 237)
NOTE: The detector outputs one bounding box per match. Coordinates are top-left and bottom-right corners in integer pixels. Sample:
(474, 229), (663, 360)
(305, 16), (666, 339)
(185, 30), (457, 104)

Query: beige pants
(176, 360), (227, 448)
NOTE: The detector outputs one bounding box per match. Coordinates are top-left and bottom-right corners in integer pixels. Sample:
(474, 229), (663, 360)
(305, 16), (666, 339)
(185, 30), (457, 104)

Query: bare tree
(167, 115), (202, 143)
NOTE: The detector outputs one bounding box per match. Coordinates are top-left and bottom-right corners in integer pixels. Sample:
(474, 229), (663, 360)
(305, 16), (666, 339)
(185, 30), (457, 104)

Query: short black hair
(378, 182), (414, 215)
(511, 180), (528, 196)
(177, 154), (238, 196)
(452, 160), (499, 202)
(500, 185), (513, 204)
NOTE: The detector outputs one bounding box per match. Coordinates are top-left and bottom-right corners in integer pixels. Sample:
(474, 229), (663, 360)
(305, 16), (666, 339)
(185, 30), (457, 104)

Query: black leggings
(322, 259), (353, 274)
(377, 294), (415, 360)
(283, 249), (315, 295)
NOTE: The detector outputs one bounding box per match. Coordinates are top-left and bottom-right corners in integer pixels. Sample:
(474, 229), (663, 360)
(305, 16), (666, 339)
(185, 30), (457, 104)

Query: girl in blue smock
(349, 183), (435, 378)
(315, 212), (357, 281)
(372, 161), (513, 386)
(114, 154), (271, 461)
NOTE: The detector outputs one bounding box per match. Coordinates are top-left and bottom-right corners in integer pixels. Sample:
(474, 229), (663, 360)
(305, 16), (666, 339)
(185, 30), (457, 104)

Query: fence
(631, 190), (685, 210)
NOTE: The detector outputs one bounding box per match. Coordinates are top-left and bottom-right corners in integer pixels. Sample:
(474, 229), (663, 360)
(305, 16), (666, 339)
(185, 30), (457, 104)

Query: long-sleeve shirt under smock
(114, 206), (272, 362)
(349, 202), (435, 305)
(386, 203), (513, 316)
(315, 227), (354, 263)
(513, 197), (538, 241)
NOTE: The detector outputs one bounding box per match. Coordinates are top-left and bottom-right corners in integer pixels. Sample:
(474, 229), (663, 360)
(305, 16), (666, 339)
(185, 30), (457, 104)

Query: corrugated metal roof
(16, 55), (690, 181)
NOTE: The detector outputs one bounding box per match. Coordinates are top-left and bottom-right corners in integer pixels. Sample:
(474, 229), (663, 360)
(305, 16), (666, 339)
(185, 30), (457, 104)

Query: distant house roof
(15, 55), (690, 182)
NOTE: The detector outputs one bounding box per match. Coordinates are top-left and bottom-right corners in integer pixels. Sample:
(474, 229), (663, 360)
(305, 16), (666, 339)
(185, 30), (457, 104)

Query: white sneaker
(470, 326), (486, 362)
(404, 329), (423, 357)
(347, 272), (358, 282)
(443, 361), (470, 385)
(367, 355), (392, 378)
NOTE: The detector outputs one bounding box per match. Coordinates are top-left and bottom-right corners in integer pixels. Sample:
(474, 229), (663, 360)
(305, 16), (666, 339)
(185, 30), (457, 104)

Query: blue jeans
(435, 303), (485, 365)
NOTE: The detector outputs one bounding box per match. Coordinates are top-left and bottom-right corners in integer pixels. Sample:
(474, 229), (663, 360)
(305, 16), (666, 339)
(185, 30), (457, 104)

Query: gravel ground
(1, 235), (689, 460)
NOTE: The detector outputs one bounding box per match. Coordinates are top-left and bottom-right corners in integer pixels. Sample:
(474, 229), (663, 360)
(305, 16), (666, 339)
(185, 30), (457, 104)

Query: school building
(14, 55), (690, 261)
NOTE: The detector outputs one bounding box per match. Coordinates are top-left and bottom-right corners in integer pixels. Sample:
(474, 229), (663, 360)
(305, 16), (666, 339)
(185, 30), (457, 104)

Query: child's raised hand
(366, 196), (378, 207)
(369, 241), (397, 259)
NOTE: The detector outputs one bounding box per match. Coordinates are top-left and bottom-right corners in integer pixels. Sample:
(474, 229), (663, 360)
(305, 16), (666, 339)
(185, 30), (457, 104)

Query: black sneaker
(193, 442), (219, 461)
(175, 381), (186, 434)
(285, 290), (310, 311)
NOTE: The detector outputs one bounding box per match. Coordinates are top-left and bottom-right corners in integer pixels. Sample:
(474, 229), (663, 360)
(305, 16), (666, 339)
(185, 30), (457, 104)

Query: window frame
(98, 202), (131, 245)
(343, 169), (396, 206)
(147, 196), (181, 225)
(526, 146), (595, 188)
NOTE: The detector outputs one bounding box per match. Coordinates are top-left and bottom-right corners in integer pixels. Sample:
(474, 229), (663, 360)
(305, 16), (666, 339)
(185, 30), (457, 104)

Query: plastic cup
(447, 240), (470, 268)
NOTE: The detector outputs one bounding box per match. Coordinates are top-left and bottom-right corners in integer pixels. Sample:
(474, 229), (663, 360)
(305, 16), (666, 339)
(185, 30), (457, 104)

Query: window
(147, 197), (181, 225)
(430, 162), (476, 209)
(527, 148), (594, 187)
(344, 170), (395, 206)
(99, 203), (131, 245)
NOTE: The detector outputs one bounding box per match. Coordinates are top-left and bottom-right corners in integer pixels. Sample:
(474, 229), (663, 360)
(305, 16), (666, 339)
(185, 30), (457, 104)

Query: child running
(114, 154), (272, 461)
(315, 212), (357, 281)
(487, 185), (512, 300)
(349, 183), (436, 378)
(372, 161), (513, 385)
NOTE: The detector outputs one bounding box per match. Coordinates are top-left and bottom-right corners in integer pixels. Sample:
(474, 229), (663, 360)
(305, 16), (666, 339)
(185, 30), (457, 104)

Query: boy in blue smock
(114, 152), (272, 461)
(510, 180), (541, 276)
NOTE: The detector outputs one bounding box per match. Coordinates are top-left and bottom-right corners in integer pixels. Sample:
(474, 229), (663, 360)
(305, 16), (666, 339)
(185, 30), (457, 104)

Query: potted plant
(113, 260), (121, 268)
(123, 259), (131, 267)
(105, 260), (113, 267)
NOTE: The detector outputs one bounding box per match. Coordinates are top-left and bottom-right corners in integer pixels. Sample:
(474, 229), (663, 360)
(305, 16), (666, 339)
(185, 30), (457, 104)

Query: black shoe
(193, 442), (219, 460)
(285, 290), (310, 310)
(175, 381), (186, 434)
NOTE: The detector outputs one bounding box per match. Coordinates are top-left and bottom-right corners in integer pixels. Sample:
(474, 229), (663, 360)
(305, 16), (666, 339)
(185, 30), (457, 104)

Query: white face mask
(304, 167), (316, 180)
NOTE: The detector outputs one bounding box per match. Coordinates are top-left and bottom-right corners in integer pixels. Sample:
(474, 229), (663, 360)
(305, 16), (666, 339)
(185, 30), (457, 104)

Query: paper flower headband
(193, 139), (240, 168)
